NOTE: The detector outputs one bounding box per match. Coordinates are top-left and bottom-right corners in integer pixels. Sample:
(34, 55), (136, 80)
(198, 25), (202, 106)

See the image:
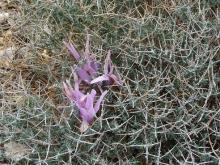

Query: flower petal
(113, 68), (123, 85)
(64, 41), (80, 61)
(90, 75), (109, 84)
(79, 102), (95, 124)
(90, 60), (100, 72)
(63, 81), (73, 100)
(110, 74), (123, 86)
(83, 63), (96, 76)
(79, 107), (92, 123)
(80, 119), (90, 133)
(85, 89), (96, 109)
(94, 90), (108, 113)
(76, 67), (91, 83)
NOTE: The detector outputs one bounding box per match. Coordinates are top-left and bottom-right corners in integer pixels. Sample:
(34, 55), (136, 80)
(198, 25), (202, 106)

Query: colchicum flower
(90, 51), (123, 86)
(77, 89), (107, 132)
(63, 34), (122, 132)
(64, 35), (100, 84)
(63, 72), (84, 104)
(76, 60), (99, 84)
(63, 72), (107, 132)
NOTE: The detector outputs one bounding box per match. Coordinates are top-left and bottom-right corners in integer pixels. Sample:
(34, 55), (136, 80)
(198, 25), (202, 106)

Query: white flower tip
(103, 90), (108, 95)
(90, 75), (109, 84)
(80, 120), (90, 133)
(80, 95), (87, 102)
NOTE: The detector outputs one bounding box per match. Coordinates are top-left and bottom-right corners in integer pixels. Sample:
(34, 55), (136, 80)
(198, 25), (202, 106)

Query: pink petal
(94, 90), (108, 113)
(85, 89), (96, 109)
(90, 60), (100, 72)
(64, 41), (81, 61)
(110, 74), (123, 86)
(63, 72), (85, 103)
(64, 80), (84, 102)
(78, 89), (106, 124)
(90, 75), (109, 84)
(63, 81), (73, 100)
(76, 68), (92, 83)
(113, 68), (123, 85)
(69, 73), (84, 99)
(79, 107), (92, 123)
(74, 90), (84, 102)
(80, 119), (89, 132)
(79, 105), (95, 124)
(83, 63), (96, 76)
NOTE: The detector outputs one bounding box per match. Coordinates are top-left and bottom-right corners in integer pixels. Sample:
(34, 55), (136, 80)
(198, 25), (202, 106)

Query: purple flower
(63, 34), (123, 132)
(63, 72), (108, 132)
(63, 41), (81, 61)
(76, 61), (100, 84)
(78, 89), (108, 124)
(64, 35), (100, 84)
(78, 34), (100, 82)
(90, 51), (123, 86)
(63, 72), (84, 104)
